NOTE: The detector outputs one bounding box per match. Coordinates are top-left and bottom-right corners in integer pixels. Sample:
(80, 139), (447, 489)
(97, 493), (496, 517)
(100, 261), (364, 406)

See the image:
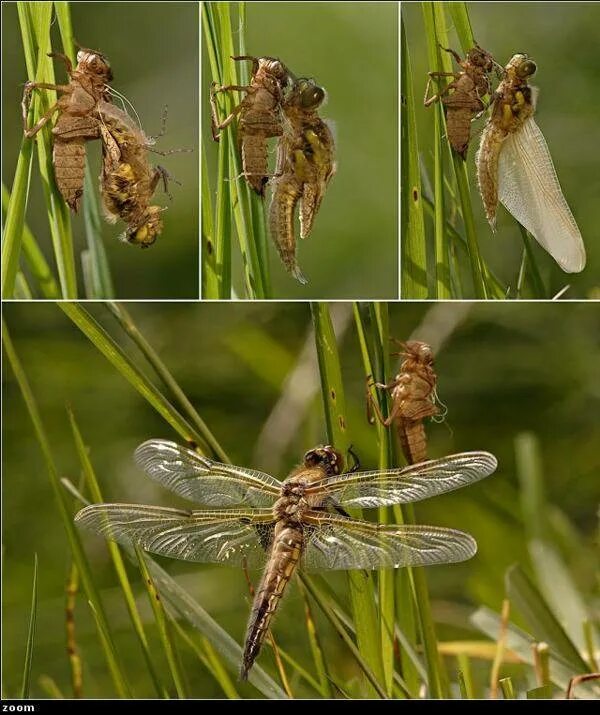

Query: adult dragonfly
(75, 440), (497, 678)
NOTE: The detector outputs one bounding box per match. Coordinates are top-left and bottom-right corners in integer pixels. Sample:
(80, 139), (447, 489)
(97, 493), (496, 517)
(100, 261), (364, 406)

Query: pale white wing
(75, 503), (274, 567)
(498, 116), (586, 273)
(304, 451), (497, 508)
(134, 440), (281, 507)
(302, 512), (477, 571)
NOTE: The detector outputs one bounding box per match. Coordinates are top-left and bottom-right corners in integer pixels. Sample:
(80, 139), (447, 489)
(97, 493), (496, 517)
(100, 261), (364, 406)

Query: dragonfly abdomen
(53, 138), (88, 212)
(398, 418), (428, 465)
(240, 523), (303, 679)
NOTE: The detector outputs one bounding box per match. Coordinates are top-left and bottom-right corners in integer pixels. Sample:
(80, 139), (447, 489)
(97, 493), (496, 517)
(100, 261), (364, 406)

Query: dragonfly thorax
(273, 486), (309, 523)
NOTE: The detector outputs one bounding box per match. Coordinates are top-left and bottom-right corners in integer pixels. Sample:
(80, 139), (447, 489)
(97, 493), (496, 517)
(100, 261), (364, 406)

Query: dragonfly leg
(210, 82), (247, 141)
(424, 72), (458, 107)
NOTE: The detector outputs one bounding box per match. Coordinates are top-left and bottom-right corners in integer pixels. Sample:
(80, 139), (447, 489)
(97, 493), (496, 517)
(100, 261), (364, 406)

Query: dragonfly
(75, 439), (497, 678)
(476, 54), (586, 273)
(269, 78), (336, 283)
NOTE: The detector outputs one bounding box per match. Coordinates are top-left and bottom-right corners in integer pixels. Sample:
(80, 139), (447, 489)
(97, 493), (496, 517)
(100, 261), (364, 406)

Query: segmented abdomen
(240, 525), (302, 679)
(476, 123), (506, 226)
(53, 139), (87, 212)
(398, 419), (429, 465)
(268, 176), (306, 283)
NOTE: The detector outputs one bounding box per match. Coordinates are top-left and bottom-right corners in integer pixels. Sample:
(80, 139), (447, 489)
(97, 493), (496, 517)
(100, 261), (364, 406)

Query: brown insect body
(476, 54), (536, 226)
(211, 56), (292, 195)
(371, 341), (439, 464)
(269, 79), (335, 283)
(97, 101), (166, 247)
(425, 45), (496, 158)
(23, 49), (114, 211)
(241, 445), (343, 679)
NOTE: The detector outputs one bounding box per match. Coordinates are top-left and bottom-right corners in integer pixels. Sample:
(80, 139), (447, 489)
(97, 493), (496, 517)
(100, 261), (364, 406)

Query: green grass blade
(353, 303), (396, 695)
(447, 2), (475, 50)
(145, 558), (288, 699)
(20, 1), (77, 298)
(506, 565), (590, 675)
(14, 272), (33, 299)
(518, 225), (547, 298)
(19, 554), (38, 699)
(1, 133), (34, 298)
(67, 407), (168, 698)
(457, 653), (476, 699)
(299, 574), (388, 699)
(81, 165), (114, 298)
(515, 433), (593, 652)
(311, 302), (386, 697)
(201, 147), (221, 297)
(172, 622), (241, 699)
(499, 677), (516, 699)
(2, 184), (60, 298)
(135, 548), (187, 698)
(2, 320), (131, 698)
(422, 4), (450, 298)
(298, 582), (333, 698)
(400, 14), (428, 298)
(105, 302), (229, 461)
(58, 303), (206, 447)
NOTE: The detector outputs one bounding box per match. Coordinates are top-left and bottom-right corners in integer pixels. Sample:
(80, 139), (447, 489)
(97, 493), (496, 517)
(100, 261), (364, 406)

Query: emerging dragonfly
(269, 78), (336, 283)
(476, 54), (586, 273)
(75, 440), (497, 678)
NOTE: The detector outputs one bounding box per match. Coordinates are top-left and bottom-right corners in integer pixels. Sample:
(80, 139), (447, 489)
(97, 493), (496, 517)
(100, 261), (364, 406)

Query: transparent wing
(75, 503), (274, 567)
(305, 451), (497, 508)
(134, 440), (281, 507)
(498, 116), (586, 273)
(302, 512), (477, 570)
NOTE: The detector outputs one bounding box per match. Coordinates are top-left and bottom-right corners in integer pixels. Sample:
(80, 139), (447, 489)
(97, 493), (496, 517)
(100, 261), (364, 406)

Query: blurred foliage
(3, 301), (599, 697)
(2, 2), (199, 299)
(403, 1), (600, 298)
(202, 2), (398, 299)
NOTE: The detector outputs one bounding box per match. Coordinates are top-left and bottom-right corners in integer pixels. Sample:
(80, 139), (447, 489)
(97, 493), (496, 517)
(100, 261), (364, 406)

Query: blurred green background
(2, 2), (199, 299)
(402, 1), (600, 298)
(3, 301), (598, 697)
(202, 2), (399, 298)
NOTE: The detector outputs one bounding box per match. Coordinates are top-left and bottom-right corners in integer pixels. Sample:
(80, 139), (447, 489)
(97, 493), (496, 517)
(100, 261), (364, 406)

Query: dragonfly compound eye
(518, 59), (537, 78)
(300, 85), (325, 110)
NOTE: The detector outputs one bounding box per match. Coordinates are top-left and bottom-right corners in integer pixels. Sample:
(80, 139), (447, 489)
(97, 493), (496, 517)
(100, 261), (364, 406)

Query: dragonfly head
(294, 79), (326, 110)
(303, 445), (344, 476)
(467, 44), (495, 73)
(403, 340), (434, 365)
(507, 54), (537, 80)
(258, 57), (289, 80)
(76, 48), (113, 82)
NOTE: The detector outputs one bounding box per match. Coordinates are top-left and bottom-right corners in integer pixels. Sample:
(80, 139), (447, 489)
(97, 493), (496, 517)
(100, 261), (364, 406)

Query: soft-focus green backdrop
(2, 2), (199, 299)
(202, 2), (399, 298)
(403, 1), (600, 298)
(3, 301), (598, 697)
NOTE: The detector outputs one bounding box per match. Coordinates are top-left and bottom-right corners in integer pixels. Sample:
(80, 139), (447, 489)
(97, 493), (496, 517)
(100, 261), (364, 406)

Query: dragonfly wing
(305, 451), (497, 508)
(498, 116), (586, 273)
(301, 512), (477, 570)
(75, 503), (274, 567)
(135, 440), (281, 507)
